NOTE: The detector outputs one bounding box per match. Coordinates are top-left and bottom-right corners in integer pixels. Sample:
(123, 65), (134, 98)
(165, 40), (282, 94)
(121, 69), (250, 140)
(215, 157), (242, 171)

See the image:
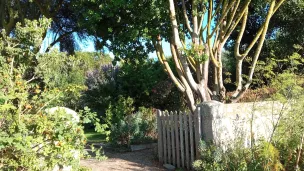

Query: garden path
(81, 148), (165, 171)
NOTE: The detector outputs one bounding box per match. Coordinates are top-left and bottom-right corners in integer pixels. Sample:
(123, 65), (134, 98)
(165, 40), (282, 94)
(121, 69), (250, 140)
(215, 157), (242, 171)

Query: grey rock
(130, 144), (147, 151)
(130, 143), (158, 151)
(163, 163), (175, 170)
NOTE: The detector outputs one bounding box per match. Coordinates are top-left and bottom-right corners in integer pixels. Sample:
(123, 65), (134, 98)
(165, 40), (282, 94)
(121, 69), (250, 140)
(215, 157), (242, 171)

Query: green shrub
(193, 141), (225, 171)
(132, 107), (157, 144)
(0, 18), (105, 170)
(101, 96), (156, 147)
(271, 72), (304, 170)
(81, 59), (185, 118)
(109, 109), (156, 147)
(193, 141), (283, 171)
(117, 59), (185, 111)
(0, 59), (86, 170)
(81, 64), (119, 118)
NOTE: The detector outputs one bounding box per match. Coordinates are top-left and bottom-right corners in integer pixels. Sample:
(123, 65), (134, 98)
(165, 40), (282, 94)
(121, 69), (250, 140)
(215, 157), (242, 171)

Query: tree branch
(231, 0), (278, 101)
(181, 0), (193, 34)
(169, 0), (198, 92)
(224, 0), (241, 35)
(154, 38), (185, 92)
(223, 0), (251, 43)
(207, 0), (219, 68)
(169, 0), (182, 48)
(209, 1), (235, 39)
(239, 0), (286, 58)
(247, 0), (276, 82)
(234, 7), (248, 59)
(197, 11), (205, 34)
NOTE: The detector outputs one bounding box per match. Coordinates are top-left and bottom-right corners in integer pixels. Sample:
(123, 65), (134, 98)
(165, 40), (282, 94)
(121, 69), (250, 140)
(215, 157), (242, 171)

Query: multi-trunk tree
(153, 0), (285, 112)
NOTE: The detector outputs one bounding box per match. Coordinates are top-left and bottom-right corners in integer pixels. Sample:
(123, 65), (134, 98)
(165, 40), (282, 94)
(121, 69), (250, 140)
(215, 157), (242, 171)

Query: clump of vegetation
(0, 18), (105, 170)
(182, 43), (208, 64)
(193, 141), (284, 171)
(82, 59), (185, 118)
(101, 96), (157, 147)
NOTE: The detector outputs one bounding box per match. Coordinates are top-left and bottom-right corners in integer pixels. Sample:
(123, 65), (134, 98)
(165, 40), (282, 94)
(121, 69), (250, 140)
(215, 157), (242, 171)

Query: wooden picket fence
(157, 107), (202, 169)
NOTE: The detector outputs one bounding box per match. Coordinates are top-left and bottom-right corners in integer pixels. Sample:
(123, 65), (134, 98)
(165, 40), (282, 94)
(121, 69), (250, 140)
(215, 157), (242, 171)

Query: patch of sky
(40, 30), (96, 53)
(40, 12), (214, 60)
(40, 29), (116, 58)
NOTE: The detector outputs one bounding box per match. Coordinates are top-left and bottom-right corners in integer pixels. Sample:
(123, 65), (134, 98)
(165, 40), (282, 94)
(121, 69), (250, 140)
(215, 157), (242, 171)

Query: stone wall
(197, 101), (287, 148)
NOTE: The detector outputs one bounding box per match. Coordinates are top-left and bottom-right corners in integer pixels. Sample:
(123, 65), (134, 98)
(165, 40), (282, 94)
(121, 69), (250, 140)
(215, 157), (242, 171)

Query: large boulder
(46, 107), (80, 123)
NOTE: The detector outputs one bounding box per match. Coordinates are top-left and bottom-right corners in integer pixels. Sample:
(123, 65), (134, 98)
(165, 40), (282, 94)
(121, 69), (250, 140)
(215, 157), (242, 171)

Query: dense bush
(117, 59), (185, 111)
(81, 59), (185, 118)
(37, 50), (112, 111)
(0, 18), (105, 170)
(226, 52), (304, 102)
(193, 141), (283, 171)
(271, 72), (304, 170)
(81, 64), (119, 116)
(102, 96), (156, 147)
(0, 46), (86, 170)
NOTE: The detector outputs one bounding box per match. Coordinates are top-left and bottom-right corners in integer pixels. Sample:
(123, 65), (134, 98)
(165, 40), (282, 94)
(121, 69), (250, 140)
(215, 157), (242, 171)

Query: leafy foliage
(193, 141), (284, 171)
(102, 96), (156, 146)
(0, 18), (105, 170)
(0, 50), (86, 170)
(193, 141), (225, 171)
(82, 59), (185, 118)
(117, 59), (185, 110)
(81, 64), (119, 116)
(183, 44), (208, 64)
(72, 0), (170, 61)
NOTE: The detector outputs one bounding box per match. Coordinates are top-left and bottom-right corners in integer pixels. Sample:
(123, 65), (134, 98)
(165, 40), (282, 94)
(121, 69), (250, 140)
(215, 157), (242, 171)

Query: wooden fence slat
(162, 113), (167, 164)
(157, 110), (163, 163)
(194, 107), (201, 159)
(174, 111), (180, 168)
(189, 113), (195, 166)
(184, 111), (190, 169)
(179, 112), (185, 168)
(167, 111), (171, 164)
(170, 112), (175, 166)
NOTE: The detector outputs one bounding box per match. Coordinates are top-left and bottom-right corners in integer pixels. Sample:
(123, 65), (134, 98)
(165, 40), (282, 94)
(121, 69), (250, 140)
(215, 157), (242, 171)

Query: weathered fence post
(157, 110), (163, 163)
(179, 112), (185, 168)
(194, 107), (202, 159)
(166, 112), (171, 164)
(183, 111), (190, 169)
(170, 112), (175, 166)
(189, 113), (195, 166)
(162, 112), (167, 164)
(174, 111), (180, 167)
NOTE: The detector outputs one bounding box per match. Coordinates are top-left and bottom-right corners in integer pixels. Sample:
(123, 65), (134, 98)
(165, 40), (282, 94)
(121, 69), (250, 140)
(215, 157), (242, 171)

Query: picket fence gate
(157, 107), (202, 169)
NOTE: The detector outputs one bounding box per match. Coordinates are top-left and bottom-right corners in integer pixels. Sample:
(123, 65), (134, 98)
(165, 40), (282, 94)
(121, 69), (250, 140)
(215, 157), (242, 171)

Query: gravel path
(80, 148), (165, 171)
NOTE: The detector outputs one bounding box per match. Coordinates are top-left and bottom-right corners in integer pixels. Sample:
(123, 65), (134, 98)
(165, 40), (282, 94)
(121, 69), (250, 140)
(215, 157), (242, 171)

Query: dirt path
(80, 148), (165, 171)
